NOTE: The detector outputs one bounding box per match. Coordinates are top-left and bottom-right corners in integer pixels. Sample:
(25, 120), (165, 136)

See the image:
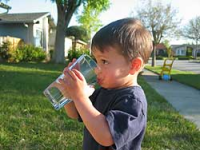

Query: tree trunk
(53, 2), (78, 63)
(151, 44), (157, 67)
(53, 4), (66, 63)
(195, 40), (198, 59)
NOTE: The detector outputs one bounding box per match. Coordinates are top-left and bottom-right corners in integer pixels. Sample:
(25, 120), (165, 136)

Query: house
(49, 31), (88, 57)
(171, 44), (188, 56)
(72, 39), (87, 50)
(191, 46), (200, 57)
(0, 12), (55, 53)
(171, 44), (200, 57)
(156, 43), (167, 56)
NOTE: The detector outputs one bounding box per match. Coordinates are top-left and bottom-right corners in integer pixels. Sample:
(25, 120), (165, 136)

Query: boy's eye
(102, 59), (109, 64)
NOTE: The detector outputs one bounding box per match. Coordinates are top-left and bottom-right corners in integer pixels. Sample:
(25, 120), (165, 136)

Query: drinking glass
(43, 54), (97, 110)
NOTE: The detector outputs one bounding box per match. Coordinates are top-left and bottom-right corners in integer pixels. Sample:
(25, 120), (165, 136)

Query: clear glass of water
(43, 54), (97, 110)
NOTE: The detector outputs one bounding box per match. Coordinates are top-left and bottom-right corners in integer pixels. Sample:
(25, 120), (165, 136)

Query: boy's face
(92, 47), (134, 89)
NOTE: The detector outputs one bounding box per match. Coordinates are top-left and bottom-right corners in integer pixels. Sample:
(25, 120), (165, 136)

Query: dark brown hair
(91, 18), (153, 64)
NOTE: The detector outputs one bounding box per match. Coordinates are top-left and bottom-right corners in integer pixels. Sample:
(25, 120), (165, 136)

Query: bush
(0, 42), (46, 62)
(186, 48), (193, 56)
(49, 49), (54, 60)
(0, 41), (12, 61)
(175, 56), (194, 60)
(67, 48), (91, 61)
(156, 56), (166, 60)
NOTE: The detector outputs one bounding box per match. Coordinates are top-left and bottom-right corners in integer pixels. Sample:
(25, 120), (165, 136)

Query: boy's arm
(64, 101), (79, 119)
(74, 96), (114, 146)
(60, 69), (114, 146)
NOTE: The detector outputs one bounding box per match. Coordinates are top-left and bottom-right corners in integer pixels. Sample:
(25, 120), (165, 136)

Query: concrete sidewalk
(142, 69), (200, 129)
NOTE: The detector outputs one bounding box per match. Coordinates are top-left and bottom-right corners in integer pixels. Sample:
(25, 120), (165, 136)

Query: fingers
(53, 81), (65, 92)
(64, 58), (77, 74)
(66, 69), (76, 81)
(62, 69), (85, 84)
(72, 69), (85, 81)
(67, 58), (76, 67)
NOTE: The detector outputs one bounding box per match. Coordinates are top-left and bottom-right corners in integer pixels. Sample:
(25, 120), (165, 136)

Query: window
(181, 50), (184, 55)
(177, 49), (180, 55)
(35, 30), (43, 47)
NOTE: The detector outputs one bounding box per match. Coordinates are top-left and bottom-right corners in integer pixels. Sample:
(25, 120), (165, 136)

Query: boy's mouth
(97, 78), (102, 85)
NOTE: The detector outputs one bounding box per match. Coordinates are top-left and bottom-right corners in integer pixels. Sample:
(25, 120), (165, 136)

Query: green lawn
(145, 65), (200, 90)
(0, 62), (200, 150)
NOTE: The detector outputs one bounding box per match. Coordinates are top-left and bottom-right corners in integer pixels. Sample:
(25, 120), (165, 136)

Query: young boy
(59, 18), (153, 150)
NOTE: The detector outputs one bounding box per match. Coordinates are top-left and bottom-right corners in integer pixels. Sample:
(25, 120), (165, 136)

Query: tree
(163, 40), (172, 58)
(182, 16), (200, 59)
(77, 0), (110, 41)
(66, 26), (89, 42)
(66, 25), (89, 50)
(0, 0), (11, 14)
(51, 0), (110, 63)
(135, 0), (181, 66)
(50, 0), (82, 63)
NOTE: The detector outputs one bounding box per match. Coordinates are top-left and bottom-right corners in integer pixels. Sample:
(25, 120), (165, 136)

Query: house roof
(0, 12), (50, 23)
(156, 43), (166, 49)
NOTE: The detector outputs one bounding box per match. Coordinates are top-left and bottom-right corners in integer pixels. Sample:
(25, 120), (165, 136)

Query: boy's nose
(94, 65), (101, 75)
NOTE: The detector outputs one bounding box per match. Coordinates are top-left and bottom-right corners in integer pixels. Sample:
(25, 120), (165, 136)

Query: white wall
(175, 46), (187, 56)
(65, 37), (72, 57)
(0, 23), (28, 42)
(49, 31), (72, 57)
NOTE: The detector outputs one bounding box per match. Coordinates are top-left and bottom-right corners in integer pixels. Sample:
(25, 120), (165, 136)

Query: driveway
(148, 60), (200, 74)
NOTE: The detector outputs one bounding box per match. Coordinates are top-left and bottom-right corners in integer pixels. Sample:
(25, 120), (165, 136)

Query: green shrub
(13, 48), (24, 62)
(186, 47), (193, 56)
(49, 49), (54, 59)
(67, 48), (91, 61)
(156, 56), (166, 60)
(0, 41), (12, 61)
(11, 44), (46, 62)
(30, 46), (46, 61)
(176, 56), (194, 60)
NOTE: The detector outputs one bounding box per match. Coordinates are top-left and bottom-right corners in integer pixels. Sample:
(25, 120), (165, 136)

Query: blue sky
(6, 0), (135, 26)
(4, 0), (200, 44)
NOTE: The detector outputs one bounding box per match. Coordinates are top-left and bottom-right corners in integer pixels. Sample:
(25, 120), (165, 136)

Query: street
(148, 60), (200, 74)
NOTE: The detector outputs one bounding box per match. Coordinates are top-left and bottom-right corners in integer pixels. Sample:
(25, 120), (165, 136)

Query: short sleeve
(105, 95), (146, 149)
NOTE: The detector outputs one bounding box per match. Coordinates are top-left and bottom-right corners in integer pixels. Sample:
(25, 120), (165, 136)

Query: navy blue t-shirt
(80, 86), (147, 150)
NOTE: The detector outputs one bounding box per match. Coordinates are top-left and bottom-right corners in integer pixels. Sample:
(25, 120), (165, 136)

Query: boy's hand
(54, 58), (94, 101)
(59, 68), (89, 101)
(66, 58), (80, 71)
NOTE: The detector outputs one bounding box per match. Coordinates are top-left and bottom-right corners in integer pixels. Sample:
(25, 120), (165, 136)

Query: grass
(140, 78), (200, 149)
(0, 62), (200, 150)
(0, 62), (83, 150)
(145, 65), (200, 90)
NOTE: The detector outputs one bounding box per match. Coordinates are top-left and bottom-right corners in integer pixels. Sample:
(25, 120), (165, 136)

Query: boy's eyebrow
(93, 54), (109, 61)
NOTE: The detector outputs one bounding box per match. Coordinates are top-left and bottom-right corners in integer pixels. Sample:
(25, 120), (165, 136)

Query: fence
(0, 36), (23, 50)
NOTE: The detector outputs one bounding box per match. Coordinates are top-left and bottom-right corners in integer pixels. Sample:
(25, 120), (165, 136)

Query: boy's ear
(129, 57), (143, 75)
